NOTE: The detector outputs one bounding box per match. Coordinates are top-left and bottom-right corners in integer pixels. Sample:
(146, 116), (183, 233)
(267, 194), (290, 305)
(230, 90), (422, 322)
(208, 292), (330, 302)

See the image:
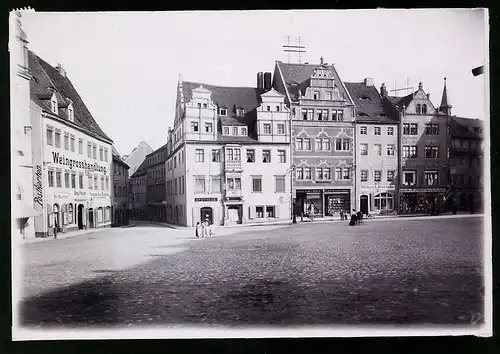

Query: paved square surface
(17, 216), (484, 328)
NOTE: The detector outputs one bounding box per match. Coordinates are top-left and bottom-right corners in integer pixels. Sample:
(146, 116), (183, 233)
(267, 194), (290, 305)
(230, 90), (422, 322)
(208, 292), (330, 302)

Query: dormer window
(241, 127), (247, 136)
(232, 127), (238, 135)
(223, 126), (229, 135)
(236, 108), (244, 116)
(219, 107), (227, 116)
(68, 104), (74, 121)
(51, 98), (58, 114)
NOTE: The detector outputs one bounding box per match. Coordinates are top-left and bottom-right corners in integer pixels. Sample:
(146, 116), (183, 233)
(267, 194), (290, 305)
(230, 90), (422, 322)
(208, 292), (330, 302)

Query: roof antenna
(282, 36), (306, 64)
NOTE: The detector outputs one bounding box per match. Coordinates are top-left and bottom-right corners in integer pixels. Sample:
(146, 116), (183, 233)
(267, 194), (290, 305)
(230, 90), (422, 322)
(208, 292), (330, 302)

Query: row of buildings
(11, 12), (131, 240)
(128, 59), (483, 227)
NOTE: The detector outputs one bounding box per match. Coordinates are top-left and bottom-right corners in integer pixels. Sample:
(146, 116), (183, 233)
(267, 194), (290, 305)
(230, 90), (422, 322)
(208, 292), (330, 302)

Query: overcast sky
(22, 9), (488, 155)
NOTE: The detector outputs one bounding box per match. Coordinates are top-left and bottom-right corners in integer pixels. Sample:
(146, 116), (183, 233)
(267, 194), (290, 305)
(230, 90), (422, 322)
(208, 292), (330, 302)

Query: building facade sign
(33, 165), (43, 207)
(399, 188), (446, 193)
(360, 184), (396, 191)
(194, 197), (218, 202)
(54, 192), (70, 199)
(51, 151), (107, 173)
(90, 191), (110, 198)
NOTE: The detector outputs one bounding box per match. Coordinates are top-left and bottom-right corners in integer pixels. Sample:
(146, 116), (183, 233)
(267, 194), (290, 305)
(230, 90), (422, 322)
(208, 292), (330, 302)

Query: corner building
(345, 80), (399, 215)
(29, 52), (113, 237)
(165, 77), (292, 227)
(272, 59), (356, 217)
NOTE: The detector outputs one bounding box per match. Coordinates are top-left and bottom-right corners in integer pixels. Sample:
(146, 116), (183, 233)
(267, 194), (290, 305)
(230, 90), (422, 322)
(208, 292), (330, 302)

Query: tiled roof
(450, 117), (483, 140)
(387, 92), (416, 111)
(345, 82), (397, 123)
(182, 81), (264, 118)
(220, 116), (247, 126)
(28, 51), (112, 143)
(111, 146), (129, 168)
(276, 62), (352, 104)
(217, 134), (257, 144)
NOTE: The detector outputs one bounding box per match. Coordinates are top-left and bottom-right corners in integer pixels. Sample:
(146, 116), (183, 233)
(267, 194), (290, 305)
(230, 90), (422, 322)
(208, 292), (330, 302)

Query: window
(223, 126), (229, 135)
(212, 149), (220, 162)
(323, 138), (331, 151)
(236, 108), (244, 116)
(325, 91), (332, 100)
(219, 108), (227, 116)
(46, 127), (53, 146)
(360, 126), (367, 135)
(316, 167), (331, 180)
(302, 109), (308, 120)
(262, 150), (271, 163)
(374, 144), (382, 156)
(425, 146), (439, 158)
(195, 149), (204, 162)
(410, 146), (417, 158)
(71, 172), (76, 189)
(304, 167), (312, 180)
(277, 124), (285, 134)
(387, 170), (395, 182)
(276, 106), (281, 112)
(99, 146), (103, 161)
(92, 144), (97, 159)
(410, 123), (418, 135)
(48, 170), (54, 187)
(421, 104), (427, 114)
(374, 127), (381, 135)
(304, 138), (311, 150)
(241, 127), (247, 135)
(316, 138), (323, 151)
(403, 171), (416, 186)
(174, 179), (178, 195)
(360, 170), (368, 182)
(416, 103), (421, 114)
(386, 144), (395, 156)
(296, 167), (304, 180)
(252, 177), (262, 192)
(70, 135), (75, 152)
(374, 193), (394, 210)
(425, 171), (438, 186)
(313, 91), (320, 100)
(374, 170), (382, 182)
(79, 173), (83, 189)
(191, 121), (199, 132)
(211, 177), (221, 193)
(51, 98), (58, 113)
(323, 167), (331, 180)
(266, 206), (275, 218)
(56, 170), (62, 187)
(335, 138), (350, 151)
(263, 124), (271, 134)
(403, 123), (410, 135)
(195, 176), (206, 193)
(231, 126), (238, 135)
(94, 176), (98, 189)
(337, 110), (344, 121)
(278, 150), (286, 163)
(246, 149), (255, 163)
(275, 176), (285, 192)
(63, 133), (69, 150)
(360, 143), (368, 156)
(402, 146), (410, 158)
(296, 138), (303, 150)
(55, 130), (61, 148)
(387, 127), (394, 135)
(105, 176), (109, 190)
(88, 175), (93, 189)
(335, 167), (350, 180)
(307, 109), (314, 120)
(101, 176), (104, 190)
(316, 110), (323, 120)
(256, 206), (264, 218)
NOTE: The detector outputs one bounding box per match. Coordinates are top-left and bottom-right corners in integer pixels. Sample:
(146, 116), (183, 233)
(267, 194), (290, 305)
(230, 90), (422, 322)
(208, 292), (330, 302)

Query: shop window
(374, 193), (394, 210)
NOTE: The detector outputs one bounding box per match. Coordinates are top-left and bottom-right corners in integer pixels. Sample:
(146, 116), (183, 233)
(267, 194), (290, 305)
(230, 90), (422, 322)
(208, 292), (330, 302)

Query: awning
(15, 206), (42, 219)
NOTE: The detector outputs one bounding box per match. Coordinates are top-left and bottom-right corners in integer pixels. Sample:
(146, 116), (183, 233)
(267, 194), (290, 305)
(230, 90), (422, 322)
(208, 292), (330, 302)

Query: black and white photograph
(10, 8), (491, 340)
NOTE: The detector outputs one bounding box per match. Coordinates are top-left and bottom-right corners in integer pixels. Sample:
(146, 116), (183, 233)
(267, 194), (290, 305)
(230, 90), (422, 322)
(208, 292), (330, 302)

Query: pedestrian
(201, 220), (207, 238)
(208, 221), (215, 237)
(356, 210), (363, 224)
(195, 222), (201, 238)
(53, 218), (58, 239)
(349, 209), (357, 226)
(339, 210), (344, 221)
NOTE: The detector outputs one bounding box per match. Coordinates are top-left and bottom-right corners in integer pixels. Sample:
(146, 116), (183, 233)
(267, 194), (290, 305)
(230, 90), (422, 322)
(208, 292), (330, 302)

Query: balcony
(225, 160), (242, 171)
(225, 189), (243, 198)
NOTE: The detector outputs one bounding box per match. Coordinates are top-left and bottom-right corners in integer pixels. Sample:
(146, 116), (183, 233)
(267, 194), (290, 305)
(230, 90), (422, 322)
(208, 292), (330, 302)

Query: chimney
(264, 72), (272, 91)
(426, 93), (430, 100)
(364, 78), (374, 86)
(56, 63), (66, 78)
(380, 83), (387, 97)
(257, 72), (264, 89)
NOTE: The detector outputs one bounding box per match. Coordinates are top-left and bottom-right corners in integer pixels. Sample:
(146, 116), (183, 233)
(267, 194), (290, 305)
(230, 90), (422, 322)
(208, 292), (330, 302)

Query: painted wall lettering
(52, 151), (107, 173)
(33, 164), (43, 207)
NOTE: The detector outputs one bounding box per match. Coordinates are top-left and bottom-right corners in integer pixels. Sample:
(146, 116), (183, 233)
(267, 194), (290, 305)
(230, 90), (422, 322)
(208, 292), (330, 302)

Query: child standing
(195, 222), (201, 238)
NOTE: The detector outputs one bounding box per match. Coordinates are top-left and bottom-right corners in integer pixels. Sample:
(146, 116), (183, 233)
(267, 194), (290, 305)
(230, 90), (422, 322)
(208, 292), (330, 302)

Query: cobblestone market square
(18, 215), (484, 328)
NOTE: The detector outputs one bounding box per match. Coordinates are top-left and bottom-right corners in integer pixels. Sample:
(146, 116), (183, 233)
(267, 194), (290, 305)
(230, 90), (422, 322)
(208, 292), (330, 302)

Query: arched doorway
(360, 195), (369, 215)
(77, 204), (84, 229)
(200, 207), (213, 224)
(88, 208), (94, 228)
(53, 204), (60, 231)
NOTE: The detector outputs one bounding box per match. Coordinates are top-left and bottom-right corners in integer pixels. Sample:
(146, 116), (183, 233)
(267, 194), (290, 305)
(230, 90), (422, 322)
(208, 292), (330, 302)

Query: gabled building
(129, 157), (148, 219)
(111, 146), (130, 226)
(345, 79), (399, 215)
(272, 58), (356, 218)
(382, 80), (450, 214)
(165, 76), (292, 227)
(124, 141), (153, 177)
(28, 47), (113, 237)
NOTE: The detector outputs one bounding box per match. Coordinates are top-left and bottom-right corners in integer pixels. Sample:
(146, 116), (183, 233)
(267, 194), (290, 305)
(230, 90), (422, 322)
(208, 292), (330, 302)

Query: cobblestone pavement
(18, 216), (484, 328)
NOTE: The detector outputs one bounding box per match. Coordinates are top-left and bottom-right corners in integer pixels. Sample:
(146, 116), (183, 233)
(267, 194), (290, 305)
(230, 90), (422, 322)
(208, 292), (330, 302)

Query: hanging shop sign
(51, 151), (107, 174)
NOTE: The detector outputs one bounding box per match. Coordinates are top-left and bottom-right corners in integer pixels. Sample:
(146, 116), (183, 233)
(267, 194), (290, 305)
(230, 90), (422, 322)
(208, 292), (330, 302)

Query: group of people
(340, 209), (364, 226)
(195, 220), (215, 238)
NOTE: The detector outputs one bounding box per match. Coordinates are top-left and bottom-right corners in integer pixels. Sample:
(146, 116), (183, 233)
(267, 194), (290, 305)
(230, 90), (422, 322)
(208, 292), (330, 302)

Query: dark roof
(276, 62), (352, 104)
(217, 134), (257, 144)
(29, 51), (112, 143)
(344, 82), (397, 123)
(130, 158), (148, 178)
(182, 81), (264, 118)
(112, 146), (129, 169)
(387, 92), (416, 111)
(220, 116), (248, 126)
(450, 117), (483, 140)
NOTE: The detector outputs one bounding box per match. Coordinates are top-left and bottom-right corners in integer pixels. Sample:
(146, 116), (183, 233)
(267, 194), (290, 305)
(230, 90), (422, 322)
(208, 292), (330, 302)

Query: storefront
(296, 189), (351, 217)
(358, 185), (396, 215)
(399, 187), (446, 214)
(191, 197), (221, 227)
